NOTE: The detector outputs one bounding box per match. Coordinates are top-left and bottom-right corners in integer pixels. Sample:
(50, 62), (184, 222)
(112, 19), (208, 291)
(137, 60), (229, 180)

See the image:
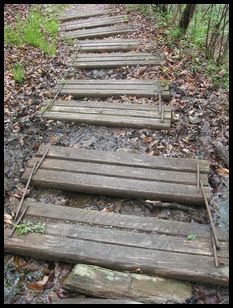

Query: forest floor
(4, 4), (229, 304)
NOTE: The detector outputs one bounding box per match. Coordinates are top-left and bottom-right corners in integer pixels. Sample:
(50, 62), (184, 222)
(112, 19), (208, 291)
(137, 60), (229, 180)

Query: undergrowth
(4, 5), (67, 56)
(12, 63), (24, 83)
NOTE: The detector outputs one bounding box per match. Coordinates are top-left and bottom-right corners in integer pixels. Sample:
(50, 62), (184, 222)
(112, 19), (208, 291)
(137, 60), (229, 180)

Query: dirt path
(4, 4), (228, 304)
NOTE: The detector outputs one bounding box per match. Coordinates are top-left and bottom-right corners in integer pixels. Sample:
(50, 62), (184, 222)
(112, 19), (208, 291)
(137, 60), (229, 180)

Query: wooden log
(52, 298), (143, 304)
(62, 264), (192, 304)
(77, 39), (140, 52)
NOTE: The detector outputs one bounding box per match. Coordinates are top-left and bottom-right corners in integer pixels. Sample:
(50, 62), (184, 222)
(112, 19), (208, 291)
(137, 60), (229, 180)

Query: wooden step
(22, 144), (209, 205)
(41, 100), (172, 129)
(53, 79), (171, 100)
(73, 52), (162, 69)
(61, 25), (135, 40)
(76, 39), (140, 52)
(4, 201), (229, 285)
(62, 15), (128, 31)
(58, 10), (108, 22)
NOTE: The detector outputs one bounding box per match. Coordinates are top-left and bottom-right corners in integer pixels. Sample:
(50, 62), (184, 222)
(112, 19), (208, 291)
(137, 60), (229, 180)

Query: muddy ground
(4, 4), (229, 304)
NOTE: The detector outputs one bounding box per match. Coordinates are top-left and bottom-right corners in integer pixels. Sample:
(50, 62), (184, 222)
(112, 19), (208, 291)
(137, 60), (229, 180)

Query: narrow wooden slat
(77, 39), (140, 52)
(44, 222), (228, 258)
(21, 201), (229, 241)
(52, 299), (143, 304)
(50, 100), (171, 111)
(27, 157), (207, 186)
(36, 144), (210, 174)
(42, 111), (171, 129)
(4, 229), (229, 285)
(49, 105), (171, 118)
(58, 11), (107, 22)
(21, 168), (208, 205)
(62, 16), (127, 31)
(61, 26), (135, 39)
(73, 53), (161, 68)
(57, 79), (158, 85)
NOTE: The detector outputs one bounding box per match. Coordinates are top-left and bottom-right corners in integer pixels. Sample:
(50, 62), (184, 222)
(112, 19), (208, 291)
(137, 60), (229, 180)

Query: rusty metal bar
(200, 180), (220, 249)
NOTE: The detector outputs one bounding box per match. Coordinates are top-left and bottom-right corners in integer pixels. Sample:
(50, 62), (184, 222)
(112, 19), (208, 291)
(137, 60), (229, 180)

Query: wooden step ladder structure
(4, 201), (229, 285)
(5, 4), (229, 293)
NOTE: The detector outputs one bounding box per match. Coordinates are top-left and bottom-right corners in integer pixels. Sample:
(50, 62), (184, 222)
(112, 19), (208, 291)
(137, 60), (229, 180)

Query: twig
(14, 160), (38, 221)
(9, 206), (28, 238)
(200, 180), (220, 249)
(33, 148), (49, 174)
(212, 234), (219, 267)
(197, 163), (200, 188)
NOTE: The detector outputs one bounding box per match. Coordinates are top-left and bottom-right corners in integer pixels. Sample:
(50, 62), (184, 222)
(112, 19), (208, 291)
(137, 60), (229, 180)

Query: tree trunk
(179, 4), (196, 34)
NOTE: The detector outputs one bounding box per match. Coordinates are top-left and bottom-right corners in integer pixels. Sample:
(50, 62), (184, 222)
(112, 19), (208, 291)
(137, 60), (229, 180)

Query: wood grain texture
(62, 264), (192, 304)
(73, 53), (162, 68)
(61, 25), (135, 39)
(58, 11), (107, 22)
(52, 298), (143, 304)
(62, 16), (127, 31)
(77, 39), (140, 52)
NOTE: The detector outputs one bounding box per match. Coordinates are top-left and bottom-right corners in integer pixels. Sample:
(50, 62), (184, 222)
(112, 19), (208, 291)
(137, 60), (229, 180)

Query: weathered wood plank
(22, 168), (208, 205)
(38, 221), (228, 258)
(62, 15), (127, 31)
(4, 229), (229, 285)
(48, 100), (171, 111)
(21, 201), (229, 241)
(53, 79), (168, 98)
(52, 298), (143, 304)
(42, 112), (171, 129)
(61, 26), (135, 39)
(73, 53), (162, 68)
(62, 264), (192, 304)
(49, 105), (171, 118)
(77, 39), (140, 52)
(35, 144), (209, 174)
(58, 11), (108, 22)
(28, 157), (207, 186)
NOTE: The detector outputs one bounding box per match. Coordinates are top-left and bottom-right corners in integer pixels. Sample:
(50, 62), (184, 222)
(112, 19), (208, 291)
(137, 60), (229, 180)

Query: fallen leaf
(50, 135), (59, 145)
(4, 213), (13, 225)
(216, 168), (229, 175)
(101, 207), (113, 212)
(27, 275), (49, 290)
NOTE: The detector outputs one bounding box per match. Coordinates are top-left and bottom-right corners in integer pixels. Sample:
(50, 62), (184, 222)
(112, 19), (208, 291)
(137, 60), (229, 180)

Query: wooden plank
(52, 299), (143, 304)
(49, 100), (171, 111)
(27, 157), (207, 187)
(21, 201), (229, 241)
(49, 105), (171, 118)
(42, 112), (171, 129)
(62, 16), (127, 31)
(61, 26), (135, 39)
(62, 264), (192, 304)
(58, 11), (107, 22)
(41, 221), (229, 258)
(73, 53), (161, 68)
(77, 39), (140, 52)
(4, 229), (229, 285)
(21, 168), (208, 205)
(53, 79), (165, 98)
(35, 144), (210, 174)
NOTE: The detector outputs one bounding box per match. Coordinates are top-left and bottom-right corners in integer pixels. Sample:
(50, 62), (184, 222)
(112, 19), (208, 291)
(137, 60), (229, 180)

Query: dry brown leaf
(27, 275), (49, 290)
(216, 168), (229, 175)
(4, 213), (13, 225)
(50, 135), (59, 145)
(101, 207), (113, 212)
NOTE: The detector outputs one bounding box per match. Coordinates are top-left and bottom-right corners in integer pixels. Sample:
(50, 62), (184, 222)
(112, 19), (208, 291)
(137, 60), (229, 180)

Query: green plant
(13, 220), (46, 235)
(4, 6), (60, 56)
(12, 63), (25, 83)
(187, 234), (197, 240)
